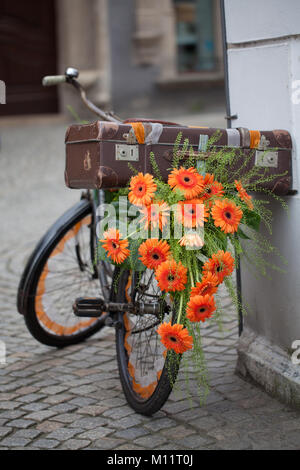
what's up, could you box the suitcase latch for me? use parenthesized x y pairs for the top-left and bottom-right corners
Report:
(255, 150), (278, 168)
(116, 144), (139, 161)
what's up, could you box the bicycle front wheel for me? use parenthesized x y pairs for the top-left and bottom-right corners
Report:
(114, 268), (180, 415)
(19, 199), (110, 347)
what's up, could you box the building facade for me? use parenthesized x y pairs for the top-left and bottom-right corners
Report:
(0, 0), (224, 117)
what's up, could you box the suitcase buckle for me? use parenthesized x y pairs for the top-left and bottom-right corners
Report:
(115, 144), (139, 161)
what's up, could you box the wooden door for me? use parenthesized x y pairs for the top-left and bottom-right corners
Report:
(0, 0), (58, 115)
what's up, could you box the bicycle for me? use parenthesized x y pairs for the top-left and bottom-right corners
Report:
(17, 67), (180, 415)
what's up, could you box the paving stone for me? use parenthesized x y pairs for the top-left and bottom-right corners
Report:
(13, 429), (42, 439)
(0, 437), (31, 447)
(68, 397), (97, 407)
(77, 427), (115, 440)
(59, 439), (91, 450)
(0, 410), (25, 420)
(42, 394), (73, 405)
(77, 405), (107, 417)
(69, 385), (98, 396)
(161, 425), (195, 439)
(40, 386), (68, 396)
(102, 407), (134, 419)
(0, 401), (21, 410)
(134, 435), (168, 449)
(190, 415), (225, 431)
(46, 428), (81, 441)
(69, 416), (109, 430)
(15, 386), (39, 396)
(109, 415), (143, 430)
(218, 438), (253, 450)
(49, 413), (81, 424)
(7, 419), (35, 429)
(36, 421), (64, 433)
(143, 417), (176, 432)
(16, 393), (45, 403)
(90, 437), (125, 450)
(50, 403), (78, 413)
(20, 403), (48, 412)
(98, 397), (127, 408)
(155, 443), (190, 450)
(115, 444), (145, 450)
(0, 427), (12, 438)
(177, 434), (215, 449)
(33, 439), (60, 449)
(162, 400), (198, 414)
(113, 426), (149, 440)
(25, 410), (57, 422)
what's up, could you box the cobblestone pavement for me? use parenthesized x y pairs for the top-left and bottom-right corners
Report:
(1, 117), (300, 450)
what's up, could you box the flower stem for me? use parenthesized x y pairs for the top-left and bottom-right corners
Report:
(189, 256), (195, 287)
(189, 270), (195, 288)
(127, 229), (138, 239)
(177, 293), (184, 325)
(194, 256), (200, 283)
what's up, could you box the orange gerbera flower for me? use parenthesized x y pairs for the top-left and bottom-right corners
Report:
(155, 259), (187, 292)
(168, 166), (204, 199)
(203, 250), (235, 284)
(200, 174), (225, 207)
(190, 272), (219, 297)
(157, 322), (193, 354)
(100, 228), (130, 264)
(235, 180), (254, 210)
(140, 200), (170, 231)
(128, 173), (157, 206)
(179, 232), (204, 248)
(176, 199), (209, 228)
(138, 239), (170, 270)
(186, 294), (216, 323)
(211, 198), (243, 233)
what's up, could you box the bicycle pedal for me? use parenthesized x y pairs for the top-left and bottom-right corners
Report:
(73, 297), (106, 317)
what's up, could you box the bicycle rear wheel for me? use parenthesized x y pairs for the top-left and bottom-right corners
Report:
(114, 268), (180, 415)
(18, 199), (111, 347)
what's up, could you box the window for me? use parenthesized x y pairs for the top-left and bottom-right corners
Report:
(174, 0), (215, 73)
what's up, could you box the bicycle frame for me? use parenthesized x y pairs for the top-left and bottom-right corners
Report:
(42, 68), (166, 322)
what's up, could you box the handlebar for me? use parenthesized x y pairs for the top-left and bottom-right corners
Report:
(42, 75), (67, 87)
(42, 68), (122, 124)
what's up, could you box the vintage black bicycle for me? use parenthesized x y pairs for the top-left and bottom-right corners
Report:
(17, 67), (179, 415)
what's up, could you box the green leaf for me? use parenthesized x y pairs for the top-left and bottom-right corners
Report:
(243, 209), (261, 231)
(213, 230), (228, 251)
(128, 239), (147, 272)
(234, 238), (243, 255)
(196, 252), (208, 263)
(97, 241), (110, 263)
(237, 226), (251, 240)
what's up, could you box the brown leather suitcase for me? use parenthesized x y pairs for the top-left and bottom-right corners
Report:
(65, 120), (292, 195)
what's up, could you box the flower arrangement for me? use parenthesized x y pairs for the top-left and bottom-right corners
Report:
(98, 132), (286, 400)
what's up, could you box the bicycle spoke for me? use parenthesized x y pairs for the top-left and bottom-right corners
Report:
(35, 215), (109, 335)
(123, 269), (173, 401)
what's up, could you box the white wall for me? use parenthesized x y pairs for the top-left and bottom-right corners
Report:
(225, 0), (300, 43)
(224, 0), (300, 349)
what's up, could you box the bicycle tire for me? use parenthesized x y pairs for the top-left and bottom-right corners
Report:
(114, 269), (181, 415)
(18, 199), (107, 347)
